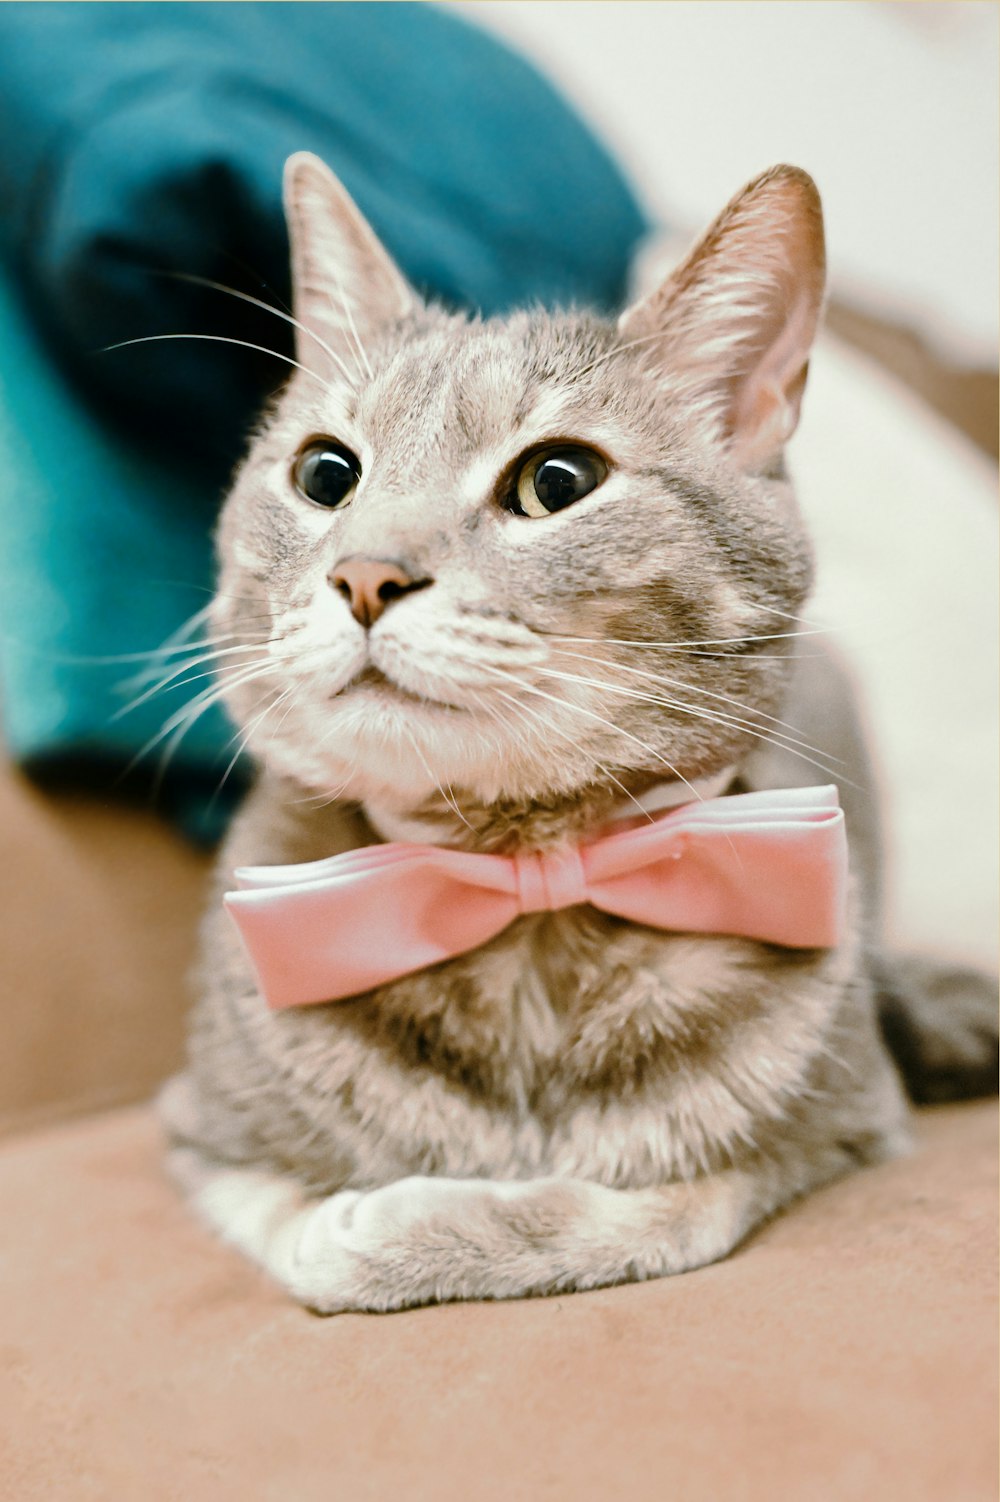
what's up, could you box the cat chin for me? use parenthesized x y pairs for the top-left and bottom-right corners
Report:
(253, 687), (604, 812)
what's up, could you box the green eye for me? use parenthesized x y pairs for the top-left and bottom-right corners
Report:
(509, 445), (608, 518)
(293, 440), (361, 509)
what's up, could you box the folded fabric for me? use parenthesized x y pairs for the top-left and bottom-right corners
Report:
(0, 1), (647, 838)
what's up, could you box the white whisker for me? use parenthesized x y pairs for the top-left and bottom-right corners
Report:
(101, 333), (337, 394)
(166, 272), (357, 384)
(289, 772), (359, 811)
(206, 679), (304, 811)
(751, 601), (826, 628)
(549, 646), (844, 764)
(402, 723), (474, 831)
(549, 628), (832, 650)
(573, 330), (682, 380)
(120, 657), (280, 785)
(479, 662), (708, 805)
(323, 264), (375, 382)
(534, 664), (853, 786)
(490, 686), (654, 824)
(113, 641), (270, 717)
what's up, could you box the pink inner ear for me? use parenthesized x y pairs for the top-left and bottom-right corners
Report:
(728, 286), (817, 467)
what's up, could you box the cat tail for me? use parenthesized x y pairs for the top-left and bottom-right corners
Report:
(873, 953), (998, 1105)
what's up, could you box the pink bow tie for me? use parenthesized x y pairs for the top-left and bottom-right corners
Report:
(224, 786), (848, 1011)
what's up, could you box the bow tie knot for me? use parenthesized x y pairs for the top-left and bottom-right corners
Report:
(514, 844), (589, 914)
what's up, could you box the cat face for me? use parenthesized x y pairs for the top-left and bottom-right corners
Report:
(212, 157), (824, 812)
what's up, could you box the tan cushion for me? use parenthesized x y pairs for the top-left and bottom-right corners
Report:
(0, 1100), (994, 1501)
(0, 764), (210, 1135)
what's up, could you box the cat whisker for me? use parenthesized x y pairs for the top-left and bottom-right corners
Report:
(684, 650), (828, 661)
(119, 658), (280, 788)
(489, 686), (655, 823)
(289, 771), (360, 812)
(122, 631), (252, 665)
(548, 645), (844, 764)
(206, 680), (304, 812)
(118, 632), (275, 694)
(544, 628), (834, 650)
(154, 656), (278, 732)
(321, 261), (375, 382)
(751, 601), (827, 628)
(402, 723), (474, 832)
(286, 722), (363, 809)
(123, 609), (276, 669)
(204, 245), (294, 312)
(152, 662), (294, 797)
(0, 634), (239, 671)
(196, 630), (355, 811)
(150, 601), (215, 653)
(572, 330), (685, 381)
(114, 656), (264, 723)
(538, 660), (808, 759)
(165, 272), (357, 385)
(0, 604), (236, 671)
(149, 578), (298, 613)
(534, 664), (855, 787)
(101, 333), (337, 395)
(114, 641), (271, 715)
(488, 670), (747, 868)
(478, 662), (708, 805)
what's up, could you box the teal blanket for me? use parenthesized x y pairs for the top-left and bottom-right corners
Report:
(0, 1), (646, 838)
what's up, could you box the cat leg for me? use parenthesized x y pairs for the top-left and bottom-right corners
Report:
(165, 1142), (854, 1314)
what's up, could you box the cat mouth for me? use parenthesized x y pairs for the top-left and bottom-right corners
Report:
(348, 665), (415, 698)
(345, 665), (471, 713)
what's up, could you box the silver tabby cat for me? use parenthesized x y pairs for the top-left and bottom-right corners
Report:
(161, 154), (996, 1313)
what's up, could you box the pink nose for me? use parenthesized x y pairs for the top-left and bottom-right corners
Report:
(329, 557), (430, 628)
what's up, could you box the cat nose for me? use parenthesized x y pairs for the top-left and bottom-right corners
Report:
(329, 556), (432, 628)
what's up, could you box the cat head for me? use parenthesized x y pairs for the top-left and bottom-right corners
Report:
(212, 154), (825, 827)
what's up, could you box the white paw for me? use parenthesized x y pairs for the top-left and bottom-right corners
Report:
(341, 1175), (485, 1238)
(284, 1189), (371, 1313)
(285, 1178), (493, 1314)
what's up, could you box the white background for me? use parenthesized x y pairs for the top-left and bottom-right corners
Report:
(452, 0), (999, 365)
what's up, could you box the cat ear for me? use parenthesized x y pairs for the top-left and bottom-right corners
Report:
(618, 165), (825, 470)
(283, 152), (417, 380)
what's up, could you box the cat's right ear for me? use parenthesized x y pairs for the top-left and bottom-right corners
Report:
(283, 152), (418, 381)
(617, 165), (825, 472)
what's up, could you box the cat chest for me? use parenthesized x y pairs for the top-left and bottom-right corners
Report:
(259, 911), (843, 1189)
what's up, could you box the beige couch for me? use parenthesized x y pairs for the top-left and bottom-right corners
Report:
(0, 339), (996, 1499)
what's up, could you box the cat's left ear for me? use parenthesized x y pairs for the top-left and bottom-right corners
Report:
(618, 165), (825, 471)
(283, 152), (418, 380)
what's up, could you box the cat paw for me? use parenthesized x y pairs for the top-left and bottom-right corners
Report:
(284, 1188), (380, 1313)
(284, 1178), (490, 1314)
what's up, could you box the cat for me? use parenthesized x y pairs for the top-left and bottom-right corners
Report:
(160, 153), (997, 1313)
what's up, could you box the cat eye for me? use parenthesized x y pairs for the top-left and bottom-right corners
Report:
(292, 440), (361, 509)
(508, 445), (608, 518)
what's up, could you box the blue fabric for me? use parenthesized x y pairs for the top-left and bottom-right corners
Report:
(0, 1), (647, 837)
